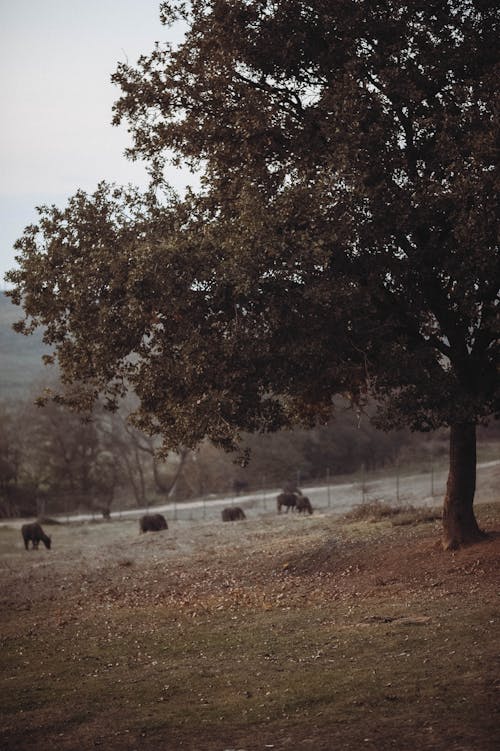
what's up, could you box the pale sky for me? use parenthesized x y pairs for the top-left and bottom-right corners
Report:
(0, 0), (190, 287)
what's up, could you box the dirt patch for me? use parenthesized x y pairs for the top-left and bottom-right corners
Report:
(1, 503), (499, 750)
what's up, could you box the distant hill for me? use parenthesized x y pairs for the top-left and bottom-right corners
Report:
(0, 292), (54, 399)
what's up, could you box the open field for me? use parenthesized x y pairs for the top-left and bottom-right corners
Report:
(1, 470), (499, 751)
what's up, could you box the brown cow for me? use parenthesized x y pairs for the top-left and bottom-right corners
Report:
(296, 495), (313, 514)
(221, 506), (246, 522)
(139, 513), (168, 533)
(277, 492), (297, 513)
(21, 522), (51, 550)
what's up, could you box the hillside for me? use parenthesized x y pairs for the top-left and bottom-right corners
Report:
(0, 292), (52, 399)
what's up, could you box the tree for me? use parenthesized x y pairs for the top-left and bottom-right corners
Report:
(18, 396), (107, 514)
(101, 407), (186, 505)
(0, 403), (23, 516)
(6, 1), (499, 548)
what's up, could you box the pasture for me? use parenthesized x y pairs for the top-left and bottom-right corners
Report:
(1, 472), (499, 750)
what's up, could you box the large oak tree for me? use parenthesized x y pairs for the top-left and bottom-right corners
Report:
(7, 1), (499, 549)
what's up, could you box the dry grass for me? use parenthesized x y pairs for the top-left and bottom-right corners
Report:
(0, 500), (499, 751)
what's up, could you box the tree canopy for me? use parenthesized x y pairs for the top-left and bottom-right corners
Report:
(6, 1), (500, 547)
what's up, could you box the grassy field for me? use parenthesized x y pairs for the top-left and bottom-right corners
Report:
(1, 486), (499, 750)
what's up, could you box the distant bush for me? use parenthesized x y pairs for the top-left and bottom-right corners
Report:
(391, 509), (442, 526)
(343, 499), (403, 521)
(343, 499), (441, 525)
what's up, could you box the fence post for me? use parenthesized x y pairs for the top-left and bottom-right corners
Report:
(396, 459), (400, 503)
(327, 468), (331, 509)
(262, 475), (267, 512)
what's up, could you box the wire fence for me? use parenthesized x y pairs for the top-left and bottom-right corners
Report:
(22, 456), (499, 526)
(90, 461), (450, 526)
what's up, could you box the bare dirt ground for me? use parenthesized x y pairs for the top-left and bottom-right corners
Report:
(1, 466), (499, 751)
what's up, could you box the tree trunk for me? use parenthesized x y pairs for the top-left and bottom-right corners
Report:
(442, 422), (486, 550)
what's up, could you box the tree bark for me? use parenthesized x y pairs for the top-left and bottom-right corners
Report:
(442, 422), (486, 550)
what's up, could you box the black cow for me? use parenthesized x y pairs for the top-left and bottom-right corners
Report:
(277, 492), (298, 513)
(21, 522), (51, 550)
(139, 513), (168, 533)
(296, 495), (313, 514)
(221, 506), (246, 522)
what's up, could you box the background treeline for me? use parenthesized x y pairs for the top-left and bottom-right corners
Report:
(3, 386), (497, 518)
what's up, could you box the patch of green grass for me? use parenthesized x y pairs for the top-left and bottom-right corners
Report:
(2, 596), (498, 750)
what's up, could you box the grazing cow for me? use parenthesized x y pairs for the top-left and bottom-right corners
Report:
(21, 522), (51, 550)
(296, 495), (313, 514)
(277, 492), (298, 513)
(221, 506), (246, 522)
(139, 513), (168, 533)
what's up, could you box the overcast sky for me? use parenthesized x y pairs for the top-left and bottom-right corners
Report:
(0, 0), (189, 287)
